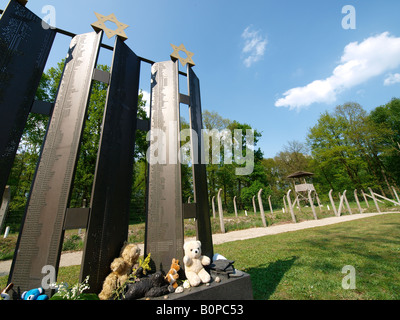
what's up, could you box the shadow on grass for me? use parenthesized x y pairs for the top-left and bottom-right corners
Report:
(246, 256), (297, 300)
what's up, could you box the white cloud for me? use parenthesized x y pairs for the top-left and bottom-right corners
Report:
(275, 32), (400, 110)
(384, 73), (400, 86)
(241, 26), (267, 67)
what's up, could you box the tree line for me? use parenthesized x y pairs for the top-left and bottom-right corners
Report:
(3, 59), (400, 232)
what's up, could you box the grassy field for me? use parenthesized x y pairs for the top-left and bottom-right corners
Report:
(215, 212), (400, 300)
(1, 211), (399, 299)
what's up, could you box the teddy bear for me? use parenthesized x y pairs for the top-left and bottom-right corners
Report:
(98, 257), (130, 300)
(120, 242), (141, 270)
(98, 242), (141, 300)
(183, 240), (211, 287)
(164, 258), (180, 290)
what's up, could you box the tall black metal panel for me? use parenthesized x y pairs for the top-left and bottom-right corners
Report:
(8, 31), (102, 295)
(80, 37), (140, 293)
(145, 60), (184, 272)
(0, 0), (55, 200)
(188, 67), (213, 259)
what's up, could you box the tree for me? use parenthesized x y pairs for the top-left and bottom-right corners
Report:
(307, 102), (395, 197)
(202, 111), (232, 208)
(274, 140), (311, 177)
(369, 98), (400, 189)
(307, 106), (363, 191)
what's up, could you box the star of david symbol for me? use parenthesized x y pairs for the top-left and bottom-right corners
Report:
(91, 12), (129, 41)
(170, 43), (195, 67)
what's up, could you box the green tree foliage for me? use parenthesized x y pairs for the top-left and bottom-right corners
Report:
(369, 98), (400, 191)
(307, 102), (398, 198)
(202, 113), (265, 211)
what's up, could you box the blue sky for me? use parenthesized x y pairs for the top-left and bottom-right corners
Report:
(5, 0), (400, 158)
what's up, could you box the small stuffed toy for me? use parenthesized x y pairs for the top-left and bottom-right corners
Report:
(21, 287), (48, 300)
(120, 242), (141, 269)
(164, 258), (180, 290)
(123, 271), (169, 300)
(98, 242), (141, 300)
(183, 240), (211, 287)
(1, 283), (13, 300)
(98, 257), (131, 300)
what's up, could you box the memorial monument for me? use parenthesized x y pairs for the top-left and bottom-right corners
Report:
(0, 0), (252, 299)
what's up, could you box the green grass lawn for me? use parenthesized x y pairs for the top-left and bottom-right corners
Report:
(214, 212), (400, 300)
(2, 211), (399, 300)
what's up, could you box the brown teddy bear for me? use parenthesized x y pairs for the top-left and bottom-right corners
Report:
(120, 242), (141, 270)
(164, 258), (180, 289)
(98, 242), (141, 300)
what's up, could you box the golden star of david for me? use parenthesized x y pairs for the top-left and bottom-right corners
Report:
(91, 12), (129, 40)
(170, 44), (195, 67)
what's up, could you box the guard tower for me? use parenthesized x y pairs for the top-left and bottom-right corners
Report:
(287, 171), (321, 208)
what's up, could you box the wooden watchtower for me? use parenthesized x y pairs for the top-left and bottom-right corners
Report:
(287, 171), (321, 208)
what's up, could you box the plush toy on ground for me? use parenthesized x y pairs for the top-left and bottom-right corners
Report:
(120, 242), (141, 270)
(164, 258), (181, 290)
(21, 287), (48, 300)
(183, 240), (211, 287)
(1, 283), (13, 300)
(123, 271), (169, 300)
(98, 257), (131, 300)
(98, 242), (141, 300)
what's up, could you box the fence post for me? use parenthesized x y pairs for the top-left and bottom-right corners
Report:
(252, 195), (257, 215)
(354, 189), (362, 214)
(212, 196), (216, 218)
(337, 191), (345, 217)
(286, 189), (297, 223)
(0, 186), (11, 234)
(283, 196), (288, 214)
(233, 196), (238, 217)
(361, 189), (369, 208)
(217, 188), (225, 233)
(3, 226), (10, 239)
(308, 190), (318, 220)
(392, 186), (400, 205)
(343, 190), (352, 215)
(329, 189), (338, 216)
(268, 195), (274, 216)
(257, 189), (267, 227)
(368, 187), (381, 213)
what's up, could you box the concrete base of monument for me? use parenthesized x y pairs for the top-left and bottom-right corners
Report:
(149, 271), (253, 300)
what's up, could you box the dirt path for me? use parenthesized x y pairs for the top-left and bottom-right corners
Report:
(0, 211), (396, 277)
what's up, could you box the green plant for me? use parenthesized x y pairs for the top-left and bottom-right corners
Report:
(62, 234), (83, 251)
(50, 276), (98, 300)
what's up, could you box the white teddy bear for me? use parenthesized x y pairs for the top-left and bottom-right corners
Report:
(183, 240), (211, 287)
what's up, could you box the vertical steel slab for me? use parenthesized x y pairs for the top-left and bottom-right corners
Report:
(188, 67), (213, 259)
(145, 60), (184, 272)
(80, 37), (140, 293)
(8, 31), (102, 295)
(0, 0), (55, 200)
(0, 186), (11, 233)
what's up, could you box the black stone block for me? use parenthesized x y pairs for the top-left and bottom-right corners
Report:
(149, 271), (253, 300)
